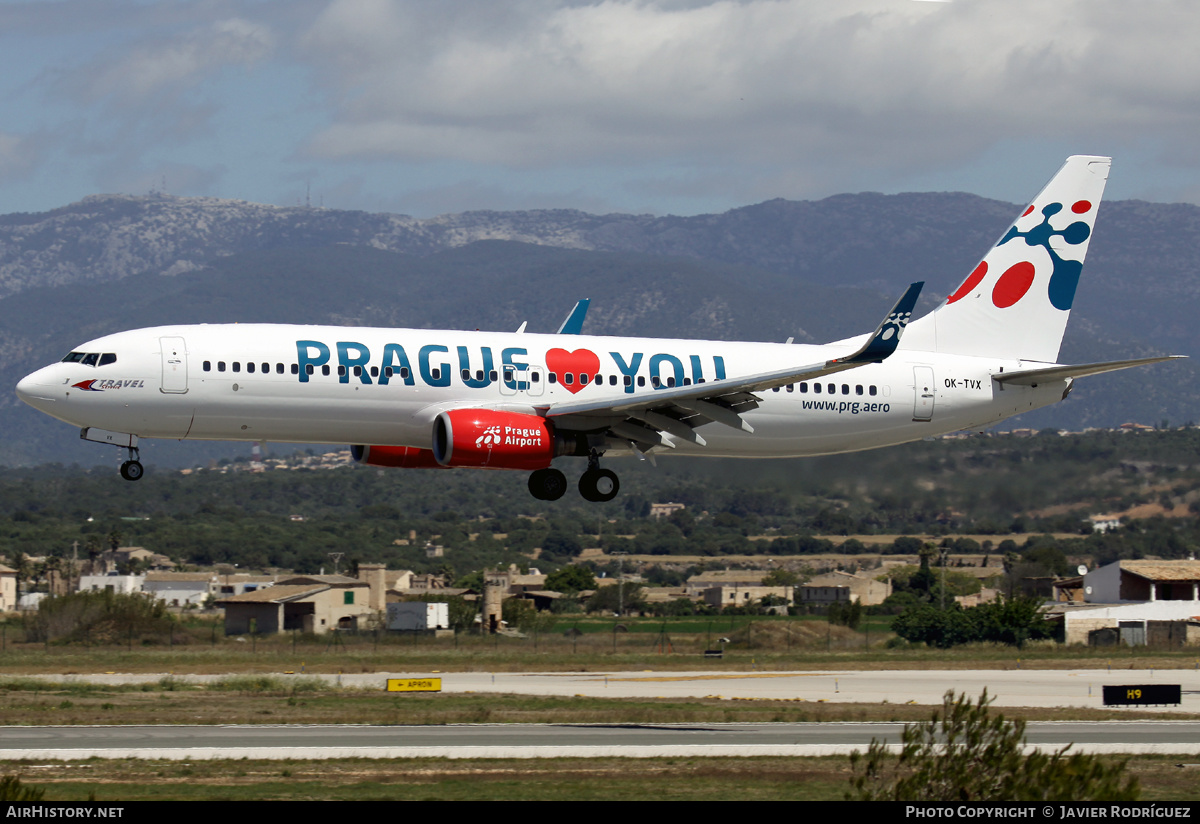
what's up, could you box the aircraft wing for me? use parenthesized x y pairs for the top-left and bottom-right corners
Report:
(544, 283), (923, 451)
(992, 355), (1186, 386)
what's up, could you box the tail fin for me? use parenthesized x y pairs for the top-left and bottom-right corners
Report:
(902, 155), (1111, 362)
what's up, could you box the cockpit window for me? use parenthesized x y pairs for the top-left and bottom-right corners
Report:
(60, 351), (117, 367)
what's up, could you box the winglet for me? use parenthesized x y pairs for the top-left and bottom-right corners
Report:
(556, 299), (591, 334)
(836, 282), (923, 365)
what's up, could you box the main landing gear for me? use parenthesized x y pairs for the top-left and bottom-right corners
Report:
(528, 451), (620, 503)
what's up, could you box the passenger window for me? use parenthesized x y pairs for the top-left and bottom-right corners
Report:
(651, 377), (660, 387)
(431, 368), (441, 380)
(488, 370), (496, 381)
(786, 384), (794, 393)
(772, 386), (780, 393)
(276, 363), (284, 374)
(232, 362), (241, 373)
(638, 376), (646, 387)
(800, 383), (808, 393)
(624, 376), (632, 386)
(683, 378), (691, 386)
(475, 370), (484, 381)
(338, 365), (346, 376)
(203, 361), (211, 372)
(856, 385), (864, 395)
(99, 353), (117, 366)
(354, 366), (362, 377)
(385, 367), (394, 378)
(530, 372), (539, 383)
(666, 377), (676, 388)
(869, 386), (877, 396)
(247, 363), (256, 373)
(842, 384), (849, 395)
(548, 373), (557, 384)
(814, 383), (821, 393)
(305, 364), (314, 376)
(579, 373), (588, 385)
(262, 363), (269, 374)
(504, 369), (513, 381)
(461, 369), (470, 380)
(321, 365), (330, 376)
(372, 367), (380, 378)
(218, 362), (227, 373)
(564, 373), (574, 385)
(401, 367), (410, 379)
(827, 383), (835, 394)
(291, 364), (298, 374)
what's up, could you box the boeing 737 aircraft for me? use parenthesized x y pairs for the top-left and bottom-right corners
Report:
(15, 156), (1182, 502)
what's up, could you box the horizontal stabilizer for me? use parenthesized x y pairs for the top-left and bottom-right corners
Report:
(992, 355), (1186, 386)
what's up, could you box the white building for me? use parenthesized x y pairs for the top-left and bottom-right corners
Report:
(78, 574), (145, 595)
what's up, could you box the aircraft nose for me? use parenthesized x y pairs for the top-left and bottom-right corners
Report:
(15, 367), (57, 409)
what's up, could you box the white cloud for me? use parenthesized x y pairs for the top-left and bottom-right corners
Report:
(0, 132), (41, 184)
(296, 0), (1200, 179)
(58, 17), (275, 107)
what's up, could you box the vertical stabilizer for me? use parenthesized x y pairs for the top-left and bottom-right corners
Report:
(902, 155), (1110, 362)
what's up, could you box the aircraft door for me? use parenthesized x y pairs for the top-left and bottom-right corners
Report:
(499, 365), (545, 397)
(912, 365), (934, 422)
(159, 336), (188, 394)
(526, 366), (545, 397)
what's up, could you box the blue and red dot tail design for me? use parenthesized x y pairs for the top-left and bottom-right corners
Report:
(902, 155), (1111, 363)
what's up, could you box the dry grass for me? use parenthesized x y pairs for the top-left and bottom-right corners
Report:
(2, 754), (1190, 801)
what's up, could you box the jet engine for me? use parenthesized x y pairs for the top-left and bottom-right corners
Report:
(350, 444), (444, 469)
(432, 409), (567, 469)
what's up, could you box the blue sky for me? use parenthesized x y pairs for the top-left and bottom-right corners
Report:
(2, 0), (1199, 218)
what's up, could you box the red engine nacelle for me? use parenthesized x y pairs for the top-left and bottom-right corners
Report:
(350, 444), (445, 469)
(432, 409), (560, 470)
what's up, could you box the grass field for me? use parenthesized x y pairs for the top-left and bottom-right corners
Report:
(1, 755), (1191, 801)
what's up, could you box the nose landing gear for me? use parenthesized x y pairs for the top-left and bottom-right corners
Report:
(120, 454), (144, 481)
(81, 428), (144, 482)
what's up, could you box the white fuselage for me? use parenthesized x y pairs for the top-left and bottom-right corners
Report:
(15, 323), (1066, 459)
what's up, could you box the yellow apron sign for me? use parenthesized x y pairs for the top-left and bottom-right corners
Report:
(387, 678), (442, 692)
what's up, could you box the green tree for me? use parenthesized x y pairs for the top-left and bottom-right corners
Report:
(762, 567), (800, 587)
(586, 583), (645, 615)
(848, 690), (1139, 801)
(544, 565), (597, 594)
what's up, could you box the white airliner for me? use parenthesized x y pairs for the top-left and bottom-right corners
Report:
(15, 156), (1182, 502)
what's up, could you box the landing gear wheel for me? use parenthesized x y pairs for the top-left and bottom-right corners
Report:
(120, 460), (144, 481)
(579, 468), (620, 502)
(528, 468), (567, 501)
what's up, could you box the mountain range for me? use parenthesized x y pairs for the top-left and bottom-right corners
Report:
(1, 190), (1196, 468)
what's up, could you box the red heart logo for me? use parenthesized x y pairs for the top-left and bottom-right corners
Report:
(545, 348), (601, 395)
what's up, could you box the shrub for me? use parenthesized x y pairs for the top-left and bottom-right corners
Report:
(848, 690), (1139, 801)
